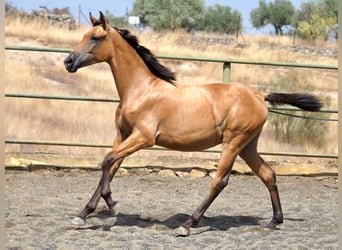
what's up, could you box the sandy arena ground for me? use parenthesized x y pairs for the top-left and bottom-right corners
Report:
(6, 169), (337, 249)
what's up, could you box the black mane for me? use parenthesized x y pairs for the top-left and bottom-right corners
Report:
(113, 27), (177, 84)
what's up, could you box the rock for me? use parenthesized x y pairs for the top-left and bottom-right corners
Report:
(5, 157), (48, 168)
(175, 171), (190, 178)
(158, 169), (176, 177)
(189, 168), (207, 179)
(175, 226), (190, 237)
(209, 170), (217, 179)
(117, 168), (130, 177)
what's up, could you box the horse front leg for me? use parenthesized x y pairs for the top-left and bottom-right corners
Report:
(71, 107), (125, 225)
(72, 129), (154, 225)
(100, 153), (124, 210)
(71, 158), (124, 225)
(100, 129), (154, 204)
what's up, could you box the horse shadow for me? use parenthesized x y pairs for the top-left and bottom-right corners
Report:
(77, 210), (265, 233)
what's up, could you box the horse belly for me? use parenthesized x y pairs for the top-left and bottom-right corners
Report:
(155, 122), (219, 152)
(154, 86), (222, 151)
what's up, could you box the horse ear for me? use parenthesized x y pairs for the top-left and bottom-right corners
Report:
(89, 12), (97, 26)
(99, 11), (108, 30)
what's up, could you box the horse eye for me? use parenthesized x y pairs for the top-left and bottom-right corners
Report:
(90, 36), (101, 43)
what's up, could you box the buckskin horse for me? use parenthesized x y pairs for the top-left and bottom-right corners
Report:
(64, 12), (322, 236)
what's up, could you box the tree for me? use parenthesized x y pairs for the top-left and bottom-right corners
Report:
(318, 0), (338, 40)
(295, 0), (338, 41)
(297, 12), (326, 41)
(202, 4), (242, 34)
(321, 0), (338, 19)
(250, 0), (295, 35)
(250, 0), (269, 29)
(131, 0), (205, 31)
(104, 10), (128, 28)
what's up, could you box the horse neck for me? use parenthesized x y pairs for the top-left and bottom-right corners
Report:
(108, 30), (155, 102)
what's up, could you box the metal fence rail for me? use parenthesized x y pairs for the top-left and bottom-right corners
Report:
(5, 45), (338, 83)
(5, 45), (338, 159)
(4, 92), (338, 113)
(4, 138), (337, 159)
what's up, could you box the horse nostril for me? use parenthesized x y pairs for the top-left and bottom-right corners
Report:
(64, 54), (74, 65)
(64, 53), (79, 73)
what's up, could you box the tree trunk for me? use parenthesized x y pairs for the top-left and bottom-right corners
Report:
(273, 24), (279, 35)
(279, 26), (283, 35)
(273, 25), (283, 36)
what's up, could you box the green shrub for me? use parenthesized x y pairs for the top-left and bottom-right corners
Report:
(269, 111), (327, 147)
(268, 73), (328, 148)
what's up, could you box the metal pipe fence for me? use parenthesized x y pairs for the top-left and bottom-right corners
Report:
(5, 46), (338, 159)
(5, 45), (338, 82)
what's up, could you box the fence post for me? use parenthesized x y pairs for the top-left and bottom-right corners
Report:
(223, 62), (231, 82)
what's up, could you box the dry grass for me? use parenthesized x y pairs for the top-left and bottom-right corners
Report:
(137, 30), (337, 94)
(5, 16), (338, 159)
(5, 16), (87, 47)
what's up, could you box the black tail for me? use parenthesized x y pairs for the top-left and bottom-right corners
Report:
(265, 93), (322, 112)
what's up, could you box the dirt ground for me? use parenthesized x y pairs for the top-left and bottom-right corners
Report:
(6, 168), (338, 249)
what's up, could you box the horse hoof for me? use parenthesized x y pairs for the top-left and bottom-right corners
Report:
(71, 216), (86, 225)
(111, 202), (119, 216)
(264, 221), (281, 230)
(175, 226), (190, 237)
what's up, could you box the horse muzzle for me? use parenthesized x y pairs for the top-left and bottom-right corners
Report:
(64, 53), (79, 73)
(64, 53), (95, 73)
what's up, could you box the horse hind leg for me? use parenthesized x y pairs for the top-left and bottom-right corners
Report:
(239, 134), (283, 229)
(176, 142), (239, 237)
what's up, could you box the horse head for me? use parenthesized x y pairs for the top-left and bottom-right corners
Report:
(64, 11), (113, 73)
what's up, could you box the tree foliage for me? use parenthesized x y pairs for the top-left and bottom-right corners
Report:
(104, 10), (128, 28)
(201, 4), (242, 34)
(131, 0), (242, 34)
(250, 0), (269, 28)
(250, 0), (295, 35)
(116, 0), (338, 41)
(131, 0), (205, 31)
(295, 0), (338, 41)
